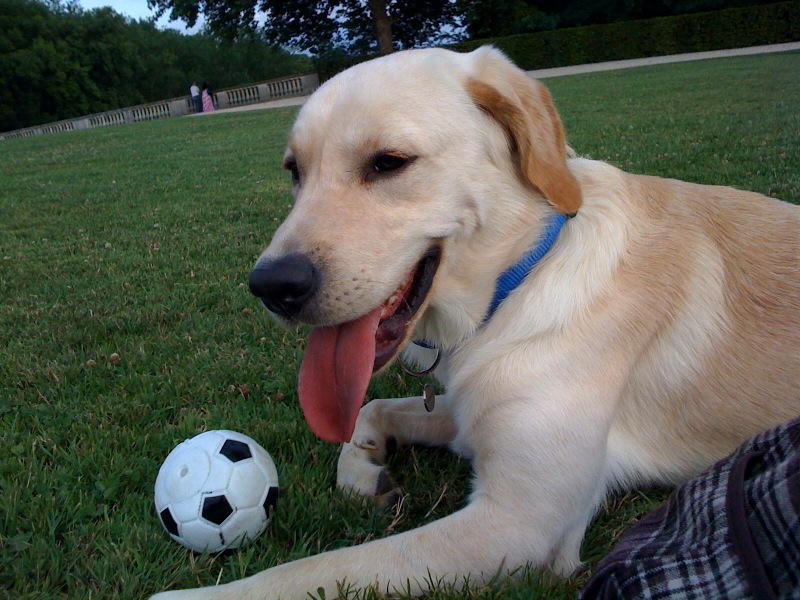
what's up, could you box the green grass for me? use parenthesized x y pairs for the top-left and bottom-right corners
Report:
(1, 51), (798, 599)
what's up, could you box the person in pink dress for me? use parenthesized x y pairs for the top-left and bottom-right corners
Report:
(201, 82), (215, 113)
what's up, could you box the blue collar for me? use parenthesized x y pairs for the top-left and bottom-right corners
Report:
(414, 211), (568, 350)
(485, 211), (568, 320)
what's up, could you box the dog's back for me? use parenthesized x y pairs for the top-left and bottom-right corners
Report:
(570, 158), (800, 485)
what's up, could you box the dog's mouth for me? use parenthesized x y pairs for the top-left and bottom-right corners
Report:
(374, 245), (441, 372)
(297, 245), (441, 443)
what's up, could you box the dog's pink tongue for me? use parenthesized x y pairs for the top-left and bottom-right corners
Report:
(298, 308), (381, 443)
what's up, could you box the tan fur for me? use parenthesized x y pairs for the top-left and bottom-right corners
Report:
(152, 46), (800, 600)
(466, 78), (582, 214)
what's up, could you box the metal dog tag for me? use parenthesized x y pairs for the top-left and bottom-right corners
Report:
(422, 383), (435, 413)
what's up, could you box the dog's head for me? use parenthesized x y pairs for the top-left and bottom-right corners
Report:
(249, 46), (581, 442)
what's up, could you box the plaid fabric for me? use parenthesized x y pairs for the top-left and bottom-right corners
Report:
(581, 416), (800, 600)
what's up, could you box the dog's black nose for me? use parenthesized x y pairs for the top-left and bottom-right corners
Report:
(249, 253), (318, 319)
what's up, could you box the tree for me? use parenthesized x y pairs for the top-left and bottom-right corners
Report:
(459, 0), (557, 39)
(149, 0), (463, 55)
(0, 0), (311, 131)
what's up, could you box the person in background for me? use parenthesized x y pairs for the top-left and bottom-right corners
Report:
(201, 82), (215, 113)
(190, 82), (201, 113)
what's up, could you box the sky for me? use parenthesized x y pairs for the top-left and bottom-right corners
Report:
(77, 0), (204, 33)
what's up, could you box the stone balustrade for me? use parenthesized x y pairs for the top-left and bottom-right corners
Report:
(1, 73), (319, 140)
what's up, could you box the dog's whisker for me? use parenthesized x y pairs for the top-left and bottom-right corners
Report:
(398, 295), (413, 313)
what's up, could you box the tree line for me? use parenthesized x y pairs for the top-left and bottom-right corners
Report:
(0, 0), (310, 132)
(153, 0), (785, 56)
(2, 0), (782, 132)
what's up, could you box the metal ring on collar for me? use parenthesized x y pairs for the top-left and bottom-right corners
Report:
(397, 348), (441, 377)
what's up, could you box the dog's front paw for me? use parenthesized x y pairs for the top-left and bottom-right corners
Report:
(150, 590), (211, 600)
(337, 436), (400, 507)
(150, 583), (242, 600)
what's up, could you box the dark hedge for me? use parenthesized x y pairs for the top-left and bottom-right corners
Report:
(317, 2), (799, 80)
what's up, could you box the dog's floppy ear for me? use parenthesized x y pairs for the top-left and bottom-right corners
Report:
(465, 47), (582, 215)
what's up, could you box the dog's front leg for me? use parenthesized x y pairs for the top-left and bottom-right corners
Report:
(151, 499), (523, 600)
(151, 399), (611, 600)
(337, 394), (458, 500)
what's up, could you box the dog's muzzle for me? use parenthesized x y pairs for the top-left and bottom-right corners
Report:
(248, 253), (318, 319)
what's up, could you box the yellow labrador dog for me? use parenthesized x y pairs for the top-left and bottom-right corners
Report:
(154, 47), (800, 599)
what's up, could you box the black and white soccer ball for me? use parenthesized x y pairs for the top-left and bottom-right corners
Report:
(154, 430), (279, 553)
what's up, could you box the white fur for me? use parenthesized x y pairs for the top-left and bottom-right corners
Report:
(152, 47), (800, 600)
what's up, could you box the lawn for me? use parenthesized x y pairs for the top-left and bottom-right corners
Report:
(1, 50), (798, 600)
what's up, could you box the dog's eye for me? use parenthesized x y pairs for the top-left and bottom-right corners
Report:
(364, 153), (414, 183)
(371, 153), (411, 176)
(284, 159), (300, 185)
